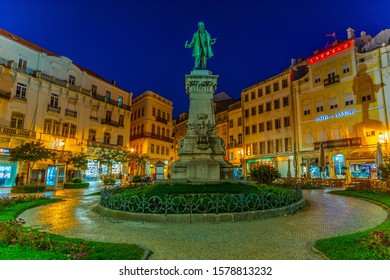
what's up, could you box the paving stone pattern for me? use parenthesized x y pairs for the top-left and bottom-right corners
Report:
(19, 188), (388, 260)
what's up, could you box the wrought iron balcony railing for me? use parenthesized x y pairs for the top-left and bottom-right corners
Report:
(65, 109), (77, 117)
(324, 75), (340, 86)
(0, 125), (36, 138)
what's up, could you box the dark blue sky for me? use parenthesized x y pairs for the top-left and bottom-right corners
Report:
(1, 0), (389, 117)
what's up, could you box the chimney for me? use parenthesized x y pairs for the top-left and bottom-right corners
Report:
(360, 31), (366, 37)
(291, 58), (296, 66)
(111, 80), (116, 86)
(347, 27), (355, 39)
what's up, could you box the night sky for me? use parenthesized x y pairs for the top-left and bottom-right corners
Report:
(1, 0), (389, 117)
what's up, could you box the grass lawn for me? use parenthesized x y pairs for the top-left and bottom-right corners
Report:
(0, 197), (146, 260)
(314, 190), (390, 260)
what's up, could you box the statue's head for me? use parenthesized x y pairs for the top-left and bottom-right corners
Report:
(198, 22), (205, 30)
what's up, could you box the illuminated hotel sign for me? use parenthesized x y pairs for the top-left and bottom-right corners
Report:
(315, 110), (356, 122)
(308, 40), (354, 65)
(0, 148), (10, 155)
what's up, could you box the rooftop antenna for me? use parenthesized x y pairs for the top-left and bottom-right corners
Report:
(325, 32), (336, 49)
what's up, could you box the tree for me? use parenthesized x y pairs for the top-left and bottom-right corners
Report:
(128, 153), (149, 176)
(67, 153), (88, 180)
(95, 149), (129, 174)
(249, 164), (281, 185)
(9, 141), (53, 185)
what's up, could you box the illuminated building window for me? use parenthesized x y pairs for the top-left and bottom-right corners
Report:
(284, 138), (292, 152)
(252, 124), (257, 134)
(259, 122), (265, 132)
(267, 140), (274, 153)
(251, 91), (255, 100)
(68, 75), (76, 85)
(118, 96), (123, 107)
(104, 132), (111, 144)
(273, 82), (279, 92)
(266, 121), (272, 131)
(11, 112), (24, 129)
(88, 129), (96, 141)
(276, 139), (282, 153)
(265, 86), (271, 94)
(15, 83), (27, 100)
(246, 145), (251, 156)
(274, 99), (280, 109)
(257, 88), (263, 97)
(259, 141), (266, 154)
(258, 104), (264, 114)
(284, 117), (290, 127)
(252, 143), (259, 155)
(266, 102), (272, 111)
(251, 106), (256, 116)
(275, 119), (281, 129)
(283, 96), (289, 106)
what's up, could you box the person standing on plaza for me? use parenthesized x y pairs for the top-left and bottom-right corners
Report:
(185, 22), (216, 69)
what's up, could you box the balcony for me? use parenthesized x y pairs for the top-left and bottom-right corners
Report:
(227, 141), (242, 148)
(0, 89), (11, 100)
(13, 94), (27, 102)
(131, 132), (173, 143)
(324, 75), (340, 87)
(314, 137), (361, 149)
(92, 93), (105, 102)
(65, 109), (77, 118)
(47, 104), (61, 113)
(101, 119), (120, 127)
(0, 125), (36, 138)
(119, 104), (131, 111)
(87, 141), (123, 151)
(108, 99), (118, 106)
(156, 116), (168, 124)
(90, 116), (98, 121)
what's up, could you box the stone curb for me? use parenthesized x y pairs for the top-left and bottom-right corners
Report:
(94, 197), (308, 223)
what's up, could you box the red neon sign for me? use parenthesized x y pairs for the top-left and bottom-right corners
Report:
(308, 40), (354, 65)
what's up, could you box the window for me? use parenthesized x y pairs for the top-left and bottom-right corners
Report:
(329, 97), (338, 110)
(245, 126), (250, 135)
(152, 124), (155, 134)
(90, 106), (98, 120)
(366, 130), (375, 137)
(266, 121), (272, 131)
(284, 138), (292, 151)
(44, 119), (52, 134)
(105, 90), (111, 102)
(91, 85), (97, 96)
(314, 74), (321, 83)
(238, 117), (242, 126)
(119, 115), (124, 126)
(137, 109), (140, 118)
(104, 132), (111, 144)
(117, 135), (124, 146)
(303, 104), (311, 116)
(282, 79), (288, 88)
(238, 134), (243, 145)
(258, 104), (264, 114)
(88, 129), (96, 141)
(244, 109), (249, 118)
(266, 102), (272, 111)
(274, 99), (280, 109)
(246, 145), (251, 156)
(251, 106), (256, 116)
(342, 63), (350, 74)
(151, 144), (155, 153)
(11, 112), (24, 129)
(344, 93), (354, 106)
(166, 147), (169, 155)
(259, 141), (266, 154)
(18, 58), (27, 72)
(50, 93), (59, 108)
(252, 124), (257, 134)
(62, 123), (69, 137)
(229, 119), (233, 128)
(68, 75), (76, 85)
(162, 128), (165, 137)
(157, 126), (161, 135)
(52, 121), (60, 135)
(267, 140), (274, 153)
(265, 85), (271, 94)
(284, 117), (290, 127)
(252, 143), (259, 155)
(15, 83), (27, 100)
(251, 91), (255, 100)
(161, 146), (165, 155)
(69, 124), (76, 138)
(118, 96), (123, 106)
(157, 109), (161, 117)
(283, 96), (289, 106)
(275, 119), (281, 129)
(106, 111), (112, 122)
(316, 105), (324, 112)
(276, 139), (282, 153)
(156, 145), (160, 154)
(244, 94), (249, 102)
(259, 122), (265, 132)
(141, 124), (144, 134)
(362, 94), (372, 102)
(166, 129), (169, 137)
(162, 112), (166, 119)
(152, 107), (156, 116)
(257, 88), (263, 97)
(273, 82), (279, 92)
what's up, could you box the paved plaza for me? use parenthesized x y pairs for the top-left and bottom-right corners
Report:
(9, 187), (388, 259)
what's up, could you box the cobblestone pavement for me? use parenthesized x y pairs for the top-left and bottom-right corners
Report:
(18, 188), (388, 260)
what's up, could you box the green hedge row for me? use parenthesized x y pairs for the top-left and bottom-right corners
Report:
(11, 186), (46, 193)
(63, 182), (90, 189)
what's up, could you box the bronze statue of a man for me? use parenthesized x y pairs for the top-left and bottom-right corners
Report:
(185, 22), (216, 70)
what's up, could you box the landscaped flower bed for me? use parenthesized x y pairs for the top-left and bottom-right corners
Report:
(10, 186), (46, 194)
(63, 182), (90, 189)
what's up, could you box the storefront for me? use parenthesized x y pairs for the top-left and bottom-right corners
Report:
(346, 151), (376, 179)
(0, 148), (17, 187)
(85, 160), (99, 181)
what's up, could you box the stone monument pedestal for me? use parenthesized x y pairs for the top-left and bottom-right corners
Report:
(171, 70), (233, 182)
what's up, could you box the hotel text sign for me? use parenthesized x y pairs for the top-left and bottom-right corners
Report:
(308, 40), (354, 65)
(315, 110), (356, 122)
